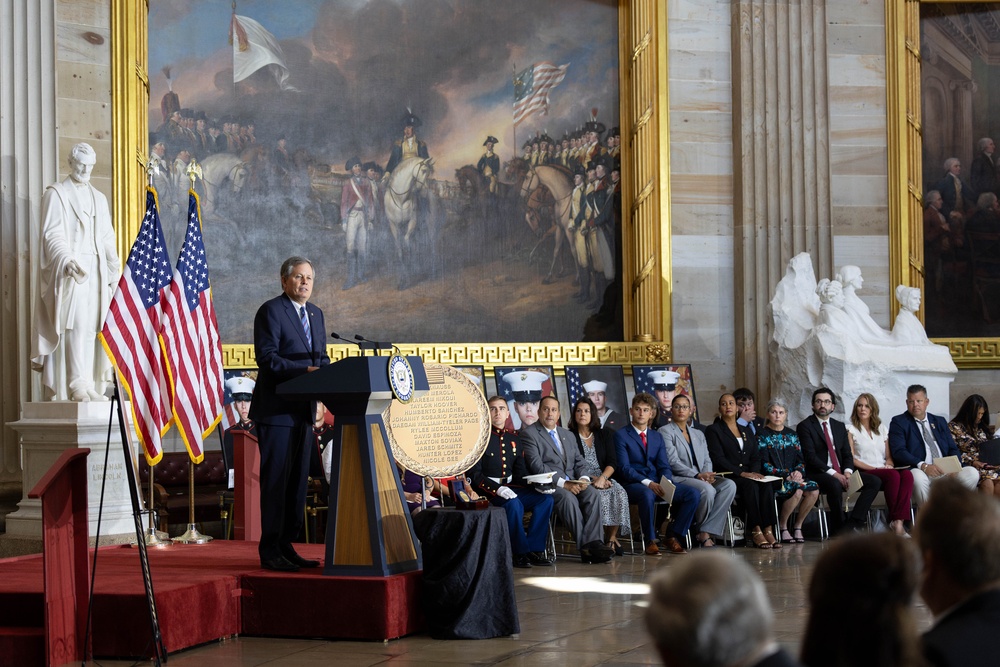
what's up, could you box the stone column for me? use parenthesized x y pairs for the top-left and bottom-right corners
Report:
(950, 78), (975, 165)
(732, 0), (832, 397)
(0, 1), (57, 492)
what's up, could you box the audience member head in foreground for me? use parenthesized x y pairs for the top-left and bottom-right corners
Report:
(646, 551), (796, 667)
(801, 532), (924, 667)
(916, 477), (1000, 667)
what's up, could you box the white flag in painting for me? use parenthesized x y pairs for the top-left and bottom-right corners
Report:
(232, 14), (297, 91)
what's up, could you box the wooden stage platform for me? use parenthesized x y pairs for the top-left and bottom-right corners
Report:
(0, 541), (424, 661)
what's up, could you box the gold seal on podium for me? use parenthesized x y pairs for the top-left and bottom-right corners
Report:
(383, 363), (490, 477)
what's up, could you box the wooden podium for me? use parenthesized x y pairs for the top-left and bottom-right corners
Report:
(277, 355), (428, 577)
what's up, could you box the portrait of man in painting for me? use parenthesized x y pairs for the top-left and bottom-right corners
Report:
(920, 3), (1000, 337)
(148, 0), (623, 346)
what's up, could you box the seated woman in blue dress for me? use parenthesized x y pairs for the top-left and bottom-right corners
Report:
(758, 398), (819, 543)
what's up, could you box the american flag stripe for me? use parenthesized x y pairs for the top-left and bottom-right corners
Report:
(99, 188), (174, 465)
(513, 62), (569, 126)
(161, 190), (224, 463)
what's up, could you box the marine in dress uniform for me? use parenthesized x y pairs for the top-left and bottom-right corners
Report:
(648, 369), (682, 429)
(223, 376), (257, 484)
(501, 370), (550, 430)
(469, 397), (555, 568)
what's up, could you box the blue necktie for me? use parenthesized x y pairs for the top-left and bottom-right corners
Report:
(549, 429), (562, 455)
(299, 306), (312, 349)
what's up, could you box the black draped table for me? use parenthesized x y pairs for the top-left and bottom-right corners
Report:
(411, 506), (520, 639)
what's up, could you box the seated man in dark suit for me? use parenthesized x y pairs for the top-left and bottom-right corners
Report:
(615, 393), (700, 555)
(917, 478), (1000, 667)
(796, 387), (880, 534)
(646, 551), (799, 667)
(888, 384), (979, 505)
(520, 396), (614, 564)
(469, 396), (555, 569)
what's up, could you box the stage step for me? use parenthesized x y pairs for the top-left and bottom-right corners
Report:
(0, 626), (44, 666)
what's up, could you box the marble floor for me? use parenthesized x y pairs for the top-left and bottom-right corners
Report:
(92, 539), (934, 667)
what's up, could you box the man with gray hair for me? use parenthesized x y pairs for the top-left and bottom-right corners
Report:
(933, 157), (974, 220)
(646, 551), (798, 667)
(31, 142), (121, 401)
(917, 478), (1000, 667)
(250, 256), (330, 571)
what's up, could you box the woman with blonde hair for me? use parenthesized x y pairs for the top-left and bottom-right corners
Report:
(847, 393), (913, 536)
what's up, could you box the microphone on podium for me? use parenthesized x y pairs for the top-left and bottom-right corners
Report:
(330, 332), (363, 349)
(354, 334), (393, 355)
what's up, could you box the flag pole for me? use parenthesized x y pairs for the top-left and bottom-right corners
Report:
(142, 162), (172, 549)
(511, 63), (517, 162)
(173, 161), (213, 545)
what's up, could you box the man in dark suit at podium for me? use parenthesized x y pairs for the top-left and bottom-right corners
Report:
(250, 256), (330, 572)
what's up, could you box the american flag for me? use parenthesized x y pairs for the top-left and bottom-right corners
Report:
(161, 191), (224, 463)
(512, 62), (569, 126)
(99, 188), (174, 465)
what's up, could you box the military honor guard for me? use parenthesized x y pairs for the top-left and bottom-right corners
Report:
(223, 376), (256, 485)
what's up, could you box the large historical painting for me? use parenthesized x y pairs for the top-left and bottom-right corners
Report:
(920, 3), (1000, 339)
(148, 0), (623, 346)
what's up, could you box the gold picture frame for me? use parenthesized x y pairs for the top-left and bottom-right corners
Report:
(111, 0), (672, 372)
(887, 0), (999, 368)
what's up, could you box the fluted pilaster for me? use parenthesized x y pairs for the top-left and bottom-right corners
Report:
(0, 0), (57, 486)
(620, 0), (670, 346)
(732, 0), (832, 397)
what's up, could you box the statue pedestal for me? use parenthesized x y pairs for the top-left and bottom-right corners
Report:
(773, 328), (957, 424)
(6, 402), (139, 540)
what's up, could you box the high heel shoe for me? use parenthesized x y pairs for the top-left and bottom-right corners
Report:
(780, 529), (795, 544)
(764, 527), (782, 549)
(750, 529), (771, 549)
(793, 528), (805, 543)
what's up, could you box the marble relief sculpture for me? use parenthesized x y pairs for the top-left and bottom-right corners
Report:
(30, 143), (121, 401)
(769, 253), (957, 424)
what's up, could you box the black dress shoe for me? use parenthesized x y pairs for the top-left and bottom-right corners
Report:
(513, 554), (533, 569)
(261, 556), (299, 572)
(527, 551), (554, 566)
(583, 540), (615, 558)
(581, 549), (613, 564)
(283, 552), (321, 568)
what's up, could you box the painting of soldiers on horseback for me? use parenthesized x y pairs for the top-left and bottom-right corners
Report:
(148, 0), (621, 344)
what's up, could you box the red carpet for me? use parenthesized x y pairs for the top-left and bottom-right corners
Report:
(0, 541), (424, 660)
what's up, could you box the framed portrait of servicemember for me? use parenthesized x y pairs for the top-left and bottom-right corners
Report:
(565, 365), (627, 432)
(493, 366), (557, 430)
(631, 364), (699, 428)
(453, 365), (486, 395)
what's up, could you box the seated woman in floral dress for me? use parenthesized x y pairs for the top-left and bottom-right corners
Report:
(949, 394), (1000, 498)
(568, 396), (631, 555)
(758, 398), (818, 544)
